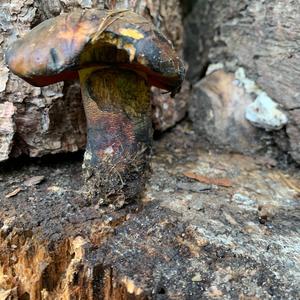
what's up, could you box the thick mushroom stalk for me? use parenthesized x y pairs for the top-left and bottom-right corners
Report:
(5, 9), (185, 206)
(79, 68), (152, 204)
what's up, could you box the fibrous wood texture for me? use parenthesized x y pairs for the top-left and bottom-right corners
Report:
(0, 124), (299, 299)
(0, 0), (186, 161)
(184, 0), (300, 164)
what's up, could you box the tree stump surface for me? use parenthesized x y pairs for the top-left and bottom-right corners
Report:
(184, 0), (300, 164)
(0, 123), (299, 299)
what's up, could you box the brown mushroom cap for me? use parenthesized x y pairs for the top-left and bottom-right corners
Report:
(6, 9), (184, 92)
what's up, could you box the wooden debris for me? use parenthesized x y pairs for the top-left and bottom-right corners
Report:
(192, 273), (202, 282)
(183, 171), (233, 187)
(47, 186), (63, 193)
(23, 175), (45, 187)
(5, 187), (22, 198)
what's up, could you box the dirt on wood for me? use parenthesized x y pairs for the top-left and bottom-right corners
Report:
(0, 121), (299, 299)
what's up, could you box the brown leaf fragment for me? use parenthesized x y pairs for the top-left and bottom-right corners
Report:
(183, 172), (233, 187)
(5, 187), (22, 198)
(24, 175), (45, 187)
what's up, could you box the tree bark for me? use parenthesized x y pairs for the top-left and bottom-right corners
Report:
(0, 0), (186, 161)
(184, 0), (300, 164)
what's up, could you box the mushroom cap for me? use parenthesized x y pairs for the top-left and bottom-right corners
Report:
(6, 9), (184, 92)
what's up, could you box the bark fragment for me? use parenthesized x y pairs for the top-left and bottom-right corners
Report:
(0, 102), (15, 161)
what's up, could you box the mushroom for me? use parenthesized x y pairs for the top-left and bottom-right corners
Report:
(5, 9), (184, 206)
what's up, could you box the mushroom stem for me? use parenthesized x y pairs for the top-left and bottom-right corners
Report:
(79, 68), (152, 206)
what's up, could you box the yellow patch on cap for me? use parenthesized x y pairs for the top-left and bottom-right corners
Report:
(119, 28), (144, 40)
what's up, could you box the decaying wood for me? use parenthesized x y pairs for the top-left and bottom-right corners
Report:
(184, 0), (300, 164)
(0, 124), (299, 299)
(188, 70), (271, 155)
(0, 0), (186, 161)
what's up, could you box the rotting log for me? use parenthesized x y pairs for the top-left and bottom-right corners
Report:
(0, 124), (299, 299)
(183, 0), (300, 164)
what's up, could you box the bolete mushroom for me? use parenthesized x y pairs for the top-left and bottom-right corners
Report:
(5, 9), (184, 206)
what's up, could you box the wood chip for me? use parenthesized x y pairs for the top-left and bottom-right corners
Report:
(183, 172), (233, 187)
(192, 273), (202, 282)
(5, 187), (22, 198)
(47, 186), (63, 192)
(24, 175), (45, 187)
